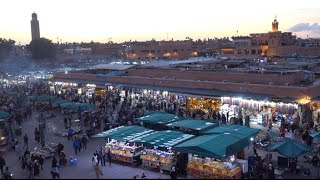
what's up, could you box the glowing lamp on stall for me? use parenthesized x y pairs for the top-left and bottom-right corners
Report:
(65, 71), (68, 74)
(299, 96), (311, 105)
(143, 89), (147, 94)
(230, 155), (235, 162)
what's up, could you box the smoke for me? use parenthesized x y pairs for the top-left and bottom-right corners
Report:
(287, 23), (320, 33)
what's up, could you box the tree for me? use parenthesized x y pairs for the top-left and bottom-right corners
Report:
(0, 38), (15, 60)
(29, 38), (57, 59)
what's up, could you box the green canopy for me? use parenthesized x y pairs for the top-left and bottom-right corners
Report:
(60, 102), (96, 112)
(91, 125), (154, 142)
(0, 111), (10, 120)
(173, 134), (246, 159)
(136, 111), (181, 125)
(202, 125), (260, 147)
(129, 130), (194, 148)
(166, 119), (218, 132)
(52, 99), (70, 105)
(266, 140), (313, 158)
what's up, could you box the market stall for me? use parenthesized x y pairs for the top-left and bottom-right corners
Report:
(129, 130), (194, 172)
(92, 125), (154, 165)
(105, 140), (143, 164)
(201, 125), (260, 147)
(135, 111), (182, 130)
(173, 134), (249, 179)
(166, 119), (218, 135)
(187, 156), (242, 179)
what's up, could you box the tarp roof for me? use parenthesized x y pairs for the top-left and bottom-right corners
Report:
(173, 134), (246, 159)
(136, 111), (182, 125)
(201, 125), (260, 147)
(266, 140), (313, 158)
(91, 125), (154, 142)
(0, 111), (10, 120)
(202, 125), (260, 137)
(166, 119), (218, 131)
(129, 130), (194, 148)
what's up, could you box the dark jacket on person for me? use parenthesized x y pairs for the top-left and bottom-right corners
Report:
(52, 157), (57, 168)
(0, 157), (5, 166)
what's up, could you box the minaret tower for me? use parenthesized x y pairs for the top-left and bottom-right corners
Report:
(272, 16), (279, 32)
(31, 12), (40, 40)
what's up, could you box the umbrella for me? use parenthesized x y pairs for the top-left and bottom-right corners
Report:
(60, 102), (96, 112)
(0, 111), (10, 119)
(266, 140), (312, 158)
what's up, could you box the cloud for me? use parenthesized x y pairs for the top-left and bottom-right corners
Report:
(287, 23), (320, 33)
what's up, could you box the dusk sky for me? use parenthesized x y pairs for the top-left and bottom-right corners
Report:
(1, 0), (320, 45)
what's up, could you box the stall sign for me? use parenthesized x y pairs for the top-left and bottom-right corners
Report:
(271, 97), (282, 103)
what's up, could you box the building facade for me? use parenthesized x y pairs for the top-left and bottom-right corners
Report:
(220, 18), (320, 57)
(31, 12), (40, 41)
(123, 40), (198, 60)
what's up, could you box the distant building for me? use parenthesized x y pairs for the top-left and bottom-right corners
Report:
(31, 12), (40, 41)
(221, 18), (320, 57)
(123, 40), (197, 60)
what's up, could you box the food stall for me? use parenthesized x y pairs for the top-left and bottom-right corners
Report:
(129, 130), (194, 172)
(105, 140), (143, 164)
(140, 148), (176, 171)
(92, 125), (154, 165)
(187, 156), (242, 179)
(173, 133), (254, 179)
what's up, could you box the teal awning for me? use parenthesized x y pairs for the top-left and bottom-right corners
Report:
(266, 140), (312, 158)
(60, 102), (96, 112)
(0, 111), (10, 120)
(91, 125), (154, 142)
(201, 125), (260, 147)
(166, 119), (218, 132)
(52, 99), (70, 105)
(129, 130), (194, 148)
(136, 111), (182, 125)
(173, 134), (245, 159)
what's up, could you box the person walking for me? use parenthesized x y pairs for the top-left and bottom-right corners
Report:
(33, 159), (40, 178)
(81, 135), (88, 150)
(0, 155), (6, 173)
(73, 138), (80, 155)
(34, 128), (40, 143)
(56, 142), (64, 157)
(67, 127), (74, 141)
(92, 153), (100, 179)
(100, 147), (106, 166)
(23, 134), (29, 149)
(39, 155), (44, 171)
(51, 156), (58, 172)
(107, 148), (112, 166)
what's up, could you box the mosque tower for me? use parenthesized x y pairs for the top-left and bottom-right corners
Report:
(31, 12), (40, 40)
